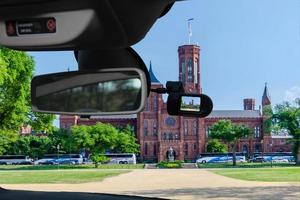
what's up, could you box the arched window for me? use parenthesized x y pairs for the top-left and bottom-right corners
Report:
(144, 143), (148, 155)
(205, 126), (211, 137)
(254, 126), (261, 138)
(187, 58), (193, 82)
(181, 60), (185, 82)
(254, 144), (261, 152)
(153, 96), (158, 111)
(194, 58), (198, 84)
(168, 132), (173, 140)
(192, 120), (198, 135)
(153, 144), (157, 155)
(153, 120), (157, 136)
(184, 120), (188, 135)
(184, 143), (189, 156)
(144, 100), (149, 111)
(143, 120), (148, 136)
(242, 144), (248, 154)
(163, 132), (167, 140)
(193, 143), (197, 152)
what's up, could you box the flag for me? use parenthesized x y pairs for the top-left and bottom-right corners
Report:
(188, 18), (194, 37)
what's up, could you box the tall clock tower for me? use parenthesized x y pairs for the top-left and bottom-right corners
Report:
(178, 45), (201, 94)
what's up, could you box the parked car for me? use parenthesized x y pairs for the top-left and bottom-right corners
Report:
(249, 157), (266, 163)
(0, 161), (7, 165)
(34, 155), (58, 165)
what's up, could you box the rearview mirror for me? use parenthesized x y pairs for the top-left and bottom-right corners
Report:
(31, 68), (148, 115)
(167, 93), (213, 118)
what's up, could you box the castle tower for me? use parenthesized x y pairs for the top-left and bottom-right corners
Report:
(178, 45), (201, 94)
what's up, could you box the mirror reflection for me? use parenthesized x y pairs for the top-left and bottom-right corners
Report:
(180, 96), (201, 112)
(34, 72), (143, 113)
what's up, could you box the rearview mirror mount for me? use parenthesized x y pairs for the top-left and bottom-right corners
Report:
(151, 81), (214, 118)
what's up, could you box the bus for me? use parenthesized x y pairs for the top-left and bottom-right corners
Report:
(196, 153), (246, 164)
(251, 152), (295, 163)
(56, 154), (84, 165)
(34, 154), (84, 165)
(0, 155), (33, 165)
(34, 154), (58, 165)
(90, 153), (137, 164)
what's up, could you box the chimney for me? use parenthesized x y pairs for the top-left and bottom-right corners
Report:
(243, 98), (255, 110)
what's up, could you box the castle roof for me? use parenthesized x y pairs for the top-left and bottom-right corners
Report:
(207, 110), (261, 119)
(262, 82), (271, 104)
(149, 61), (161, 84)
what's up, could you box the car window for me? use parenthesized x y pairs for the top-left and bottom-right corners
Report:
(0, 1), (299, 200)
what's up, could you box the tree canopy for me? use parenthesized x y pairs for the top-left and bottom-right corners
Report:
(0, 46), (34, 131)
(210, 120), (252, 166)
(0, 47), (56, 155)
(71, 123), (139, 167)
(206, 139), (228, 153)
(273, 99), (300, 164)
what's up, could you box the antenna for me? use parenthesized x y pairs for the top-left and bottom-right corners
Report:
(187, 18), (194, 44)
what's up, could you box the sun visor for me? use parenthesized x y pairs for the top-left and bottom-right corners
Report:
(0, 0), (176, 51)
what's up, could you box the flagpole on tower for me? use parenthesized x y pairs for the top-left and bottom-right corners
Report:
(187, 18), (194, 45)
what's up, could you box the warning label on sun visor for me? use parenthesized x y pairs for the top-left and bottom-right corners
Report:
(6, 18), (56, 36)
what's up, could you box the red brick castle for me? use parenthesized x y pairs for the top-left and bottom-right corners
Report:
(60, 44), (292, 162)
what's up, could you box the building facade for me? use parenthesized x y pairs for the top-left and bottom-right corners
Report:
(137, 44), (291, 162)
(60, 43), (292, 162)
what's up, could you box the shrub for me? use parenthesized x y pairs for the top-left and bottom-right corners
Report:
(156, 160), (183, 168)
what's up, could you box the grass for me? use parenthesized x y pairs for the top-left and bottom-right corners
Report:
(0, 170), (128, 184)
(211, 167), (300, 182)
(197, 162), (295, 168)
(0, 164), (144, 171)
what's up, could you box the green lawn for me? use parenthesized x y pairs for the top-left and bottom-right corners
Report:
(0, 164), (144, 171)
(211, 167), (300, 182)
(0, 170), (129, 184)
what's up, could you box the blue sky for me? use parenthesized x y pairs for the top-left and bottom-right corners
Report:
(29, 0), (300, 111)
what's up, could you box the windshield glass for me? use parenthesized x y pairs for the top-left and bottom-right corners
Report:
(0, 0), (299, 200)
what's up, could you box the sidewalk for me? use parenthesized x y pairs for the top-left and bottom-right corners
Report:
(2, 169), (300, 200)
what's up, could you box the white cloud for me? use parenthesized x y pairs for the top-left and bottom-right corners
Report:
(285, 86), (300, 102)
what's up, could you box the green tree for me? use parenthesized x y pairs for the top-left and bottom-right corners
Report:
(71, 123), (119, 167)
(48, 128), (78, 154)
(206, 139), (228, 153)
(90, 154), (110, 168)
(273, 100), (300, 164)
(28, 111), (56, 134)
(9, 135), (53, 159)
(210, 120), (252, 166)
(0, 47), (34, 131)
(0, 47), (56, 155)
(0, 130), (18, 155)
(263, 105), (273, 134)
(71, 123), (139, 167)
(113, 125), (140, 154)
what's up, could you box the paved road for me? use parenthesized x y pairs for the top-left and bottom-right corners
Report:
(2, 169), (300, 200)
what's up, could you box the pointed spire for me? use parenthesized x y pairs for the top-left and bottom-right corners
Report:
(262, 82), (271, 107)
(149, 61), (161, 84)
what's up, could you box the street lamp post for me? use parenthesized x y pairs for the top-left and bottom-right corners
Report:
(57, 144), (60, 170)
(270, 143), (273, 168)
(260, 140), (264, 162)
